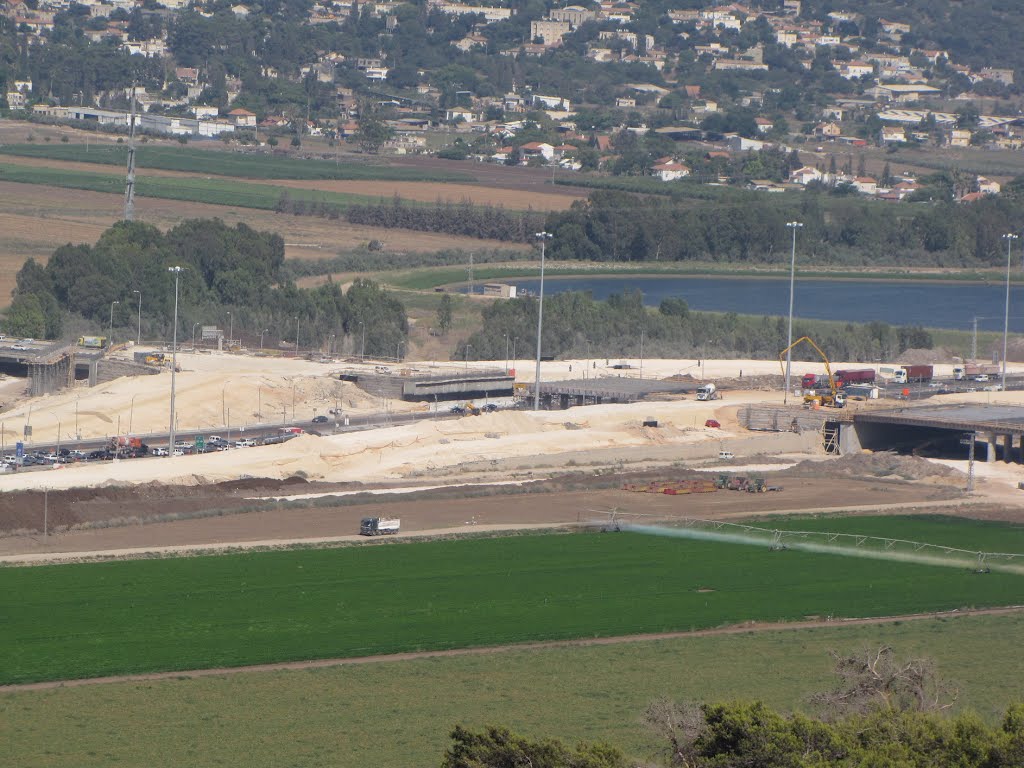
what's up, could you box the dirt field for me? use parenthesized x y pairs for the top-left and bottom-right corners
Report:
(0, 180), (525, 305)
(0, 472), (962, 559)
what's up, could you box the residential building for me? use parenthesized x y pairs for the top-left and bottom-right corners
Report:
(652, 160), (690, 181)
(530, 19), (570, 45)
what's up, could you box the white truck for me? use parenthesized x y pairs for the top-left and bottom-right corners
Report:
(359, 517), (401, 536)
(696, 383), (719, 401)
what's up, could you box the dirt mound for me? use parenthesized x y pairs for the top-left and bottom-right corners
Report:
(897, 347), (958, 365)
(787, 452), (961, 482)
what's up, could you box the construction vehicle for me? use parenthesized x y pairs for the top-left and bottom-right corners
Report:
(451, 402), (481, 416)
(360, 517), (400, 535)
(779, 336), (843, 408)
(696, 383), (719, 401)
(144, 352), (166, 366)
(78, 336), (107, 349)
(108, 436), (148, 458)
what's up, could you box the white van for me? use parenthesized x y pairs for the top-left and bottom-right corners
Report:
(719, 450), (735, 460)
(235, 438), (257, 448)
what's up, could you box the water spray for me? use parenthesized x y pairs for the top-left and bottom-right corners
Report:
(621, 522), (1024, 576)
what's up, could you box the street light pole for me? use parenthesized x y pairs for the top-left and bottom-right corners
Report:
(784, 221), (803, 404)
(227, 311), (233, 351)
(192, 322), (199, 350)
(1002, 233), (1018, 392)
(294, 316), (300, 356)
(132, 290), (141, 345)
(504, 333), (509, 371)
(533, 231), (552, 411)
(168, 266), (184, 456)
(260, 328), (269, 351)
(359, 321), (365, 361)
(109, 300), (119, 345)
(465, 344), (471, 369)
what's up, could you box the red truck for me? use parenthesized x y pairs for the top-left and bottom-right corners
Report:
(893, 365), (933, 384)
(833, 369), (875, 387)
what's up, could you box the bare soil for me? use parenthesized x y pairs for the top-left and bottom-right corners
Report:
(0, 472), (962, 558)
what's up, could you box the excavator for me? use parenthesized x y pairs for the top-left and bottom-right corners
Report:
(778, 336), (844, 408)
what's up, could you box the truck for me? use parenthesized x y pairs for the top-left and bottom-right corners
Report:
(108, 436), (148, 458)
(78, 336), (107, 349)
(953, 363), (1000, 380)
(892, 364), (933, 384)
(832, 369), (875, 387)
(695, 383), (719, 401)
(360, 517), (400, 536)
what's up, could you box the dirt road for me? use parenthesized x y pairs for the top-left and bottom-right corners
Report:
(4, 604), (1020, 692)
(0, 476), (962, 560)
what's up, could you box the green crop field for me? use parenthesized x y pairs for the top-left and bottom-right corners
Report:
(0, 162), (390, 211)
(4, 612), (1024, 768)
(3, 518), (1024, 685)
(0, 143), (472, 182)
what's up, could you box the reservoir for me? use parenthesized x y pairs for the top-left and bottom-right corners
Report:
(506, 276), (1024, 332)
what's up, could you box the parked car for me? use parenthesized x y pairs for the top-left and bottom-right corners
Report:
(705, 419), (722, 429)
(10, 344), (28, 351)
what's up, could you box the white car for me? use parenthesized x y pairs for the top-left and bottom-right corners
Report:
(718, 450), (735, 460)
(151, 447), (169, 456)
(10, 344), (28, 351)
(975, 375), (990, 382)
(235, 438), (257, 448)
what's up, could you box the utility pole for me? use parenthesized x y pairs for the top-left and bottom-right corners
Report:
(1002, 233), (1018, 393)
(168, 266), (184, 456)
(533, 232), (552, 410)
(132, 290), (141, 345)
(124, 84), (137, 221)
(784, 221), (803, 404)
(972, 316), (978, 361)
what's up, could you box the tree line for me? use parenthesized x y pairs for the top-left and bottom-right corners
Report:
(275, 193), (546, 244)
(6, 219), (407, 357)
(543, 190), (1024, 267)
(457, 289), (932, 364)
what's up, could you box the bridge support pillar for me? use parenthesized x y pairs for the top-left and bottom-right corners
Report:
(986, 433), (996, 463)
(1003, 434), (1013, 463)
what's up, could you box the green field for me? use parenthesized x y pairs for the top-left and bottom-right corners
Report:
(0, 161), (390, 211)
(3, 613), (1023, 768)
(4, 519), (1024, 685)
(0, 143), (471, 182)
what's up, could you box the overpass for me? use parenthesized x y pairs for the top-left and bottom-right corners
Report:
(841, 404), (1024, 463)
(0, 341), (156, 397)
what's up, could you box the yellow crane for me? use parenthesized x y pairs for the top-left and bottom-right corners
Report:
(778, 336), (842, 407)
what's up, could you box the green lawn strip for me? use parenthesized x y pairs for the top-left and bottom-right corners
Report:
(0, 143), (472, 182)
(764, 514), (1024, 553)
(3, 613), (1022, 768)
(3, 523), (1023, 685)
(380, 264), (1016, 292)
(0, 162), (395, 210)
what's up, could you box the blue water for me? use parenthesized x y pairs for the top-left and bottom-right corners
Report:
(502, 276), (1024, 332)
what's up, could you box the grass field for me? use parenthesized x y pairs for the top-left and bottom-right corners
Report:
(0, 161), (391, 211)
(0, 143), (472, 182)
(3, 612), (1024, 768)
(4, 518), (1024, 685)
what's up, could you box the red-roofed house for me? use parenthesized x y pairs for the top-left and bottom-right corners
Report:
(652, 161), (690, 181)
(228, 108), (257, 127)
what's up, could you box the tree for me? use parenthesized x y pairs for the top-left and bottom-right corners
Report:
(810, 646), (958, 718)
(442, 725), (626, 768)
(4, 293), (46, 338)
(353, 108), (394, 154)
(436, 293), (453, 334)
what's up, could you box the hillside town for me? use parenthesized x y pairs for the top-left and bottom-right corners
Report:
(3, 0), (1023, 203)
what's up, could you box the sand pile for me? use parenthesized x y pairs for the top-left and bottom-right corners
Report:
(788, 452), (961, 482)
